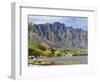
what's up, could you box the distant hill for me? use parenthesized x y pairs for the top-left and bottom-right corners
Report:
(29, 22), (88, 49)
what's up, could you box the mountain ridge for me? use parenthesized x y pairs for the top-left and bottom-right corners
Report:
(29, 22), (88, 49)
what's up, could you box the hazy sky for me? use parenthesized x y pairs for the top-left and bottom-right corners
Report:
(28, 15), (88, 30)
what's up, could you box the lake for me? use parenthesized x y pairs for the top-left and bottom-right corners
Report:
(49, 56), (88, 62)
(29, 56), (88, 65)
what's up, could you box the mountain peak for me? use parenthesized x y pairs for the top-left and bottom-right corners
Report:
(53, 22), (64, 25)
(31, 22), (88, 49)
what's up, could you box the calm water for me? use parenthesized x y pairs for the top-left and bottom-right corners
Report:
(49, 56), (88, 62)
(28, 56), (88, 66)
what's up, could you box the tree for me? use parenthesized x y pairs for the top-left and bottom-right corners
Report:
(28, 48), (33, 56)
(43, 49), (52, 57)
(56, 52), (62, 57)
(28, 22), (33, 40)
(28, 22), (33, 32)
(37, 43), (46, 51)
(50, 47), (56, 56)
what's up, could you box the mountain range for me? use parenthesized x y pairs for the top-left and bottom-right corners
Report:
(29, 22), (88, 49)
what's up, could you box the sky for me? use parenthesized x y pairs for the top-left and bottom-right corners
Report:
(28, 15), (88, 30)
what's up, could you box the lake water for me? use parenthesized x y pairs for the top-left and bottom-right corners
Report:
(49, 56), (88, 62)
(28, 56), (88, 66)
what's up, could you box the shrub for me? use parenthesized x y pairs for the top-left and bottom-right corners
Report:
(72, 52), (80, 56)
(43, 49), (52, 57)
(37, 43), (46, 51)
(28, 22), (33, 32)
(28, 48), (34, 56)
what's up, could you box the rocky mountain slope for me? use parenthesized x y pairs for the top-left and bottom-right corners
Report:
(29, 22), (88, 49)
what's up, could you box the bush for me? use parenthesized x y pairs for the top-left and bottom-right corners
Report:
(28, 48), (34, 56)
(28, 42), (45, 57)
(28, 48), (43, 57)
(32, 48), (44, 56)
(37, 43), (46, 51)
(72, 52), (80, 56)
(43, 49), (52, 57)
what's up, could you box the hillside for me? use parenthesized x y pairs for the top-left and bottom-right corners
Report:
(29, 22), (88, 49)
